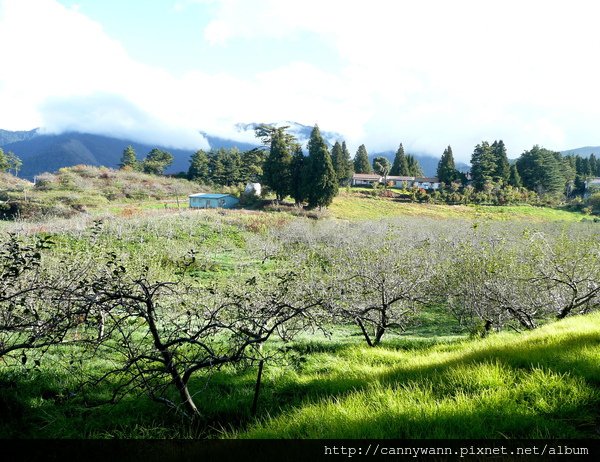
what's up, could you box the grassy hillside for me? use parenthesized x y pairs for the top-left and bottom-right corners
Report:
(237, 313), (600, 439)
(1, 165), (206, 220)
(330, 191), (587, 222)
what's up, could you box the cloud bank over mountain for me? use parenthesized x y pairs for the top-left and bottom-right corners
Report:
(2, 0), (600, 160)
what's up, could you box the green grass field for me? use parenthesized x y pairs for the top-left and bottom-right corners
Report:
(238, 313), (600, 439)
(1, 313), (598, 439)
(1, 174), (599, 440)
(330, 192), (587, 222)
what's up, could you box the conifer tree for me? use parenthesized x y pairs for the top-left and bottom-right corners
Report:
(515, 145), (565, 195)
(509, 163), (522, 188)
(437, 145), (459, 185)
(290, 144), (306, 206)
(589, 154), (598, 177)
(241, 148), (266, 183)
(142, 148), (173, 175)
(331, 141), (353, 185)
(353, 144), (372, 174)
(262, 128), (292, 201)
(119, 145), (139, 170)
(492, 140), (510, 184)
(341, 142), (354, 182)
(470, 141), (496, 190)
(390, 143), (410, 176)
(303, 125), (338, 209)
(188, 149), (210, 182)
(406, 154), (424, 177)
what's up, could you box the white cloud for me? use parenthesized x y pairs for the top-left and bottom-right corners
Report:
(2, 0), (600, 160)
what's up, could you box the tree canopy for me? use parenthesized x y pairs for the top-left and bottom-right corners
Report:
(390, 144), (410, 176)
(303, 125), (338, 208)
(353, 145), (372, 174)
(142, 148), (174, 175)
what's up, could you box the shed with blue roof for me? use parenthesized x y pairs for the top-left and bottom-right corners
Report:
(189, 193), (239, 209)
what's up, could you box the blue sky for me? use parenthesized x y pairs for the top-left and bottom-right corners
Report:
(1, 0), (600, 160)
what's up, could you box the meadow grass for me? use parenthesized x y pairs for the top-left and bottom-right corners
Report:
(2, 313), (597, 439)
(236, 313), (600, 439)
(329, 192), (587, 222)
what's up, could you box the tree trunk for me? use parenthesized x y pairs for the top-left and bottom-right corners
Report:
(251, 359), (264, 417)
(145, 298), (200, 418)
(355, 318), (374, 347)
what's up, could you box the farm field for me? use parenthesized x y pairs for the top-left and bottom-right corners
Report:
(1, 185), (599, 440)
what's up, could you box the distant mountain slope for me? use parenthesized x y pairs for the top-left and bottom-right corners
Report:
(0, 128), (38, 146)
(560, 146), (600, 157)
(1, 132), (201, 179)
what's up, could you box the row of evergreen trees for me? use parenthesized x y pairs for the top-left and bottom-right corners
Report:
(436, 141), (600, 197)
(119, 147), (174, 175)
(354, 143), (424, 177)
(186, 124), (341, 207)
(256, 125), (338, 208)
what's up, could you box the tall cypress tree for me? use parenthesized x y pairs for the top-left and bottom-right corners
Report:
(406, 154), (424, 177)
(589, 154), (598, 177)
(509, 164), (522, 188)
(390, 143), (410, 176)
(437, 145), (458, 185)
(290, 144), (306, 206)
(354, 144), (372, 174)
(331, 141), (353, 185)
(303, 125), (338, 209)
(240, 148), (266, 183)
(470, 141), (496, 190)
(188, 149), (210, 182)
(491, 140), (510, 184)
(339, 141), (354, 184)
(262, 128), (293, 201)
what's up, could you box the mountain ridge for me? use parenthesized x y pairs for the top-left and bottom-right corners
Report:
(2, 127), (597, 180)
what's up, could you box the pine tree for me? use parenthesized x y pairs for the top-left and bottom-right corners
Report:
(209, 149), (225, 185)
(290, 144), (306, 206)
(240, 148), (266, 183)
(509, 164), (522, 188)
(262, 128), (293, 201)
(331, 141), (353, 185)
(119, 145), (139, 170)
(354, 144), (372, 174)
(589, 154), (598, 177)
(516, 145), (565, 195)
(331, 142), (344, 183)
(491, 140), (510, 184)
(221, 147), (243, 186)
(437, 145), (458, 185)
(188, 149), (210, 182)
(340, 141), (354, 183)
(470, 141), (496, 190)
(390, 143), (410, 176)
(406, 154), (424, 177)
(303, 125), (338, 209)
(142, 148), (173, 175)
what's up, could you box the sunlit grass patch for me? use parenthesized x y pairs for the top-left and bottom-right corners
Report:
(238, 313), (600, 439)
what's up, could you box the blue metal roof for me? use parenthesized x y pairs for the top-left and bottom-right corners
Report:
(188, 193), (235, 199)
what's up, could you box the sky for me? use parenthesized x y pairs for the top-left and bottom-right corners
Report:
(1, 0), (600, 161)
